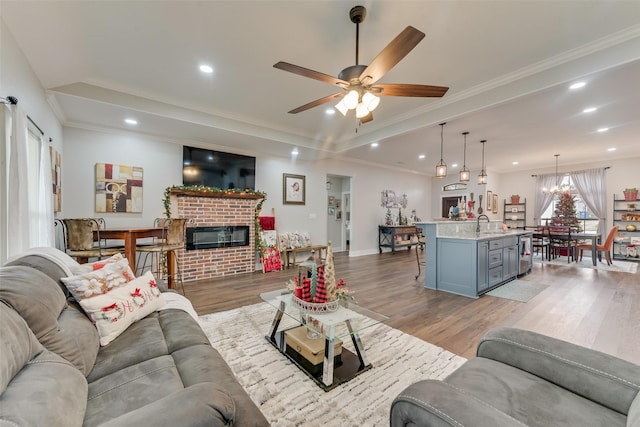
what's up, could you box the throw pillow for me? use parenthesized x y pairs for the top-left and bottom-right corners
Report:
(78, 271), (165, 346)
(61, 257), (135, 301)
(279, 232), (290, 250)
(69, 253), (125, 275)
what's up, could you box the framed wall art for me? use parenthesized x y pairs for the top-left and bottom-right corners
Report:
(95, 163), (143, 213)
(283, 173), (305, 205)
(50, 146), (61, 212)
(493, 194), (499, 213)
(486, 191), (493, 211)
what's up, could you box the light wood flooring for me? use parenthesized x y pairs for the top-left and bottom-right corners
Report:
(180, 249), (640, 365)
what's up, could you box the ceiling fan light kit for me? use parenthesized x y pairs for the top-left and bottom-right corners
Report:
(273, 5), (449, 123)
(435, 122), (447, 178)
(460, 131), (470, 182)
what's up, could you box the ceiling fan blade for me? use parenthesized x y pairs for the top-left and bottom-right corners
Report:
(359, 111), (373, 124)
(375, 84), (449, 97)
(358, 26), (425, 85)
(288, 93), (344, 114)
(274, 62), (348, 87)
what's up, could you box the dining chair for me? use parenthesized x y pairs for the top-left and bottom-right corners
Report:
(548, 225), (578, 263)
(526, 225), (550, 260)
(61, 218), (122, 263)
(578, 225), (619, 266)
(136, 218), (187, 294)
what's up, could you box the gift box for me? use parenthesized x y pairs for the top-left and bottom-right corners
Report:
(285, 326), (342, 375)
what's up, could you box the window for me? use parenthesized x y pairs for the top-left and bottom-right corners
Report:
(540, 175), (599, 232)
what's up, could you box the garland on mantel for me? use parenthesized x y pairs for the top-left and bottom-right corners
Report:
(162, 185), (268, 253)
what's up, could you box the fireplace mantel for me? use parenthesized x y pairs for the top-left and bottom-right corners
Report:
(169, 188), (263, 281)
(169, 188), (264, 200)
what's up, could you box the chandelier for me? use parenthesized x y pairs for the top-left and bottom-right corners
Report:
(543, 154), (568, 194)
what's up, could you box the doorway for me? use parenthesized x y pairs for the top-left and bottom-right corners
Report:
(326, 174), (352, 253)
(442, 196), (460, 219)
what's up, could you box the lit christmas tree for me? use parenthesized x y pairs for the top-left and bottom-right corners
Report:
(552, 192), (580, 230)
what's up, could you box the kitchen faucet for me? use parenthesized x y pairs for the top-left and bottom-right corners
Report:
(476, 214), (490, 233)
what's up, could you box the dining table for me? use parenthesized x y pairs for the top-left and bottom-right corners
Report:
(534, 228), (599, 266)
(97, 227), (176, 289)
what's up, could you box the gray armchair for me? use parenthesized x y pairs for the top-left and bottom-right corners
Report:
(391, 327), (640, 427)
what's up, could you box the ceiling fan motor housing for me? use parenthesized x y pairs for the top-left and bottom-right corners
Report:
(338, 64), (367, 84)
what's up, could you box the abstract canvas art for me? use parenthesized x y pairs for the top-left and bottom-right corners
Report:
(95, 163), (143, 213)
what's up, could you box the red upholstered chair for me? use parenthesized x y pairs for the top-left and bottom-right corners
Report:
(578, 226), (619, 266)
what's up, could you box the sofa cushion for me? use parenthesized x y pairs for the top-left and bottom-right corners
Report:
(0, 304), (44, 393)
(0, 305), (88, 427)
(4, 252), (74, 297)
(0, 265), (99, 376)
(93, 383), (236, 427)
(77, 271), (165, 345)
(445, 357), (626, 427)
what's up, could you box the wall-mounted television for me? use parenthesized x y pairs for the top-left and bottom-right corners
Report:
(183, 146), (256, 190)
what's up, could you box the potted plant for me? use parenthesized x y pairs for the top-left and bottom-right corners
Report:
(623, 188), (638, 201)
(510, 194), (520, 204)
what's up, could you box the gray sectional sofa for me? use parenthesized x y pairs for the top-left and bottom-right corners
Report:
(391, 327), (640, 427)
(1, 251), (268, 427)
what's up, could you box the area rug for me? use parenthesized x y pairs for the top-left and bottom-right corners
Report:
(534, 255), (638, 274)
(198, 303), (466, 426)
(485, 279), (549, 302)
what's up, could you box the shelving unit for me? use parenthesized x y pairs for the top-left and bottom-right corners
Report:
(613, 194), (640, 262)
(503, 198), (526, 229)
(378, 225), (417, 253)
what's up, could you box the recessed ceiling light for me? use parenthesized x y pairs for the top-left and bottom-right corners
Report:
(451, 163), (458, 168)
(418, 154), (426, 159)
(597, 127), (609, 133)
(583, 107), (597, 113)
(607, 147), (617, 152)
(291, 148), (299, 156)
(512, 161), (519, 165)
(371, 142), (379, 148)
(569, 81), (586, 90)
(325, 109), (335, 115)
(124, 118), (137, 125)
(199, 64), (213, 73)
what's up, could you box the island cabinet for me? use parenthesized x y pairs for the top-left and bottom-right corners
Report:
(436, 235), (519, 298)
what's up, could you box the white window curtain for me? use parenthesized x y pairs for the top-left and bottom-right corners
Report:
(534, 174), (557, 225)
(2, 103), (54, 262)
(570, 168), (607, 237)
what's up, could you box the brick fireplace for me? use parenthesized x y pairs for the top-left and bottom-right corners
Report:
(169, 189), (264, 281)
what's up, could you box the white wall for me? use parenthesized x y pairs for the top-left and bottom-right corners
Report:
(62, 127), (182, 227)
(61, 127), (434, 256)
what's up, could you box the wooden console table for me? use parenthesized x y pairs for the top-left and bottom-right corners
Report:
(378, 225), (417, 253)
(284, 245), (328, 268)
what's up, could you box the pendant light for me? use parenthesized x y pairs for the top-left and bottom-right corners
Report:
(478, 139), (488, 185)
(459, 131), (470, 182)
(435, 122), (447, 178)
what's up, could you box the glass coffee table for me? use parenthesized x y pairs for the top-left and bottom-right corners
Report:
(260, 289), (389, 391)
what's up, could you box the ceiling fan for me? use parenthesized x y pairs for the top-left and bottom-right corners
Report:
(274, 5), (449, 124)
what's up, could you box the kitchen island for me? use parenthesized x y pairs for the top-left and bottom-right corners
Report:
(415, 221), (532, 298)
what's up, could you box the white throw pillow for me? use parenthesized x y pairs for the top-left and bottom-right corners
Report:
(78, 271), (165, 346)
(61, 257), (135, 301)
(69, 253), (125, 275)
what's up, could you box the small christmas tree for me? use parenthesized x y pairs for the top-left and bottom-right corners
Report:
(552, 192), (580, 230)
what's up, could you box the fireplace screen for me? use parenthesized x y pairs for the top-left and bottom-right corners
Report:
(186, 226), (250, 250)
